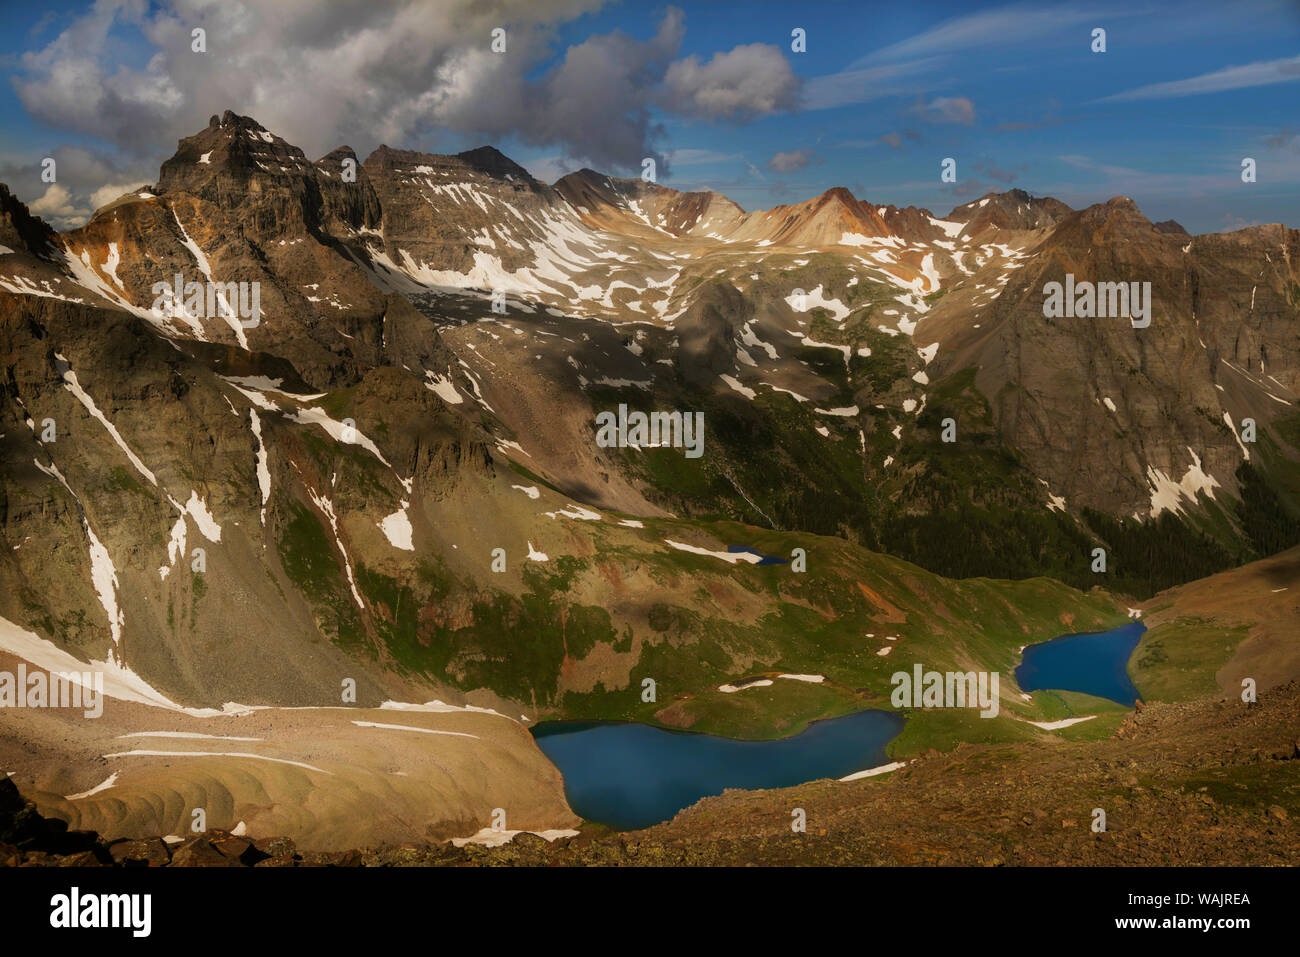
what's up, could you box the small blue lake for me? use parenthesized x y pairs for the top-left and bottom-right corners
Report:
(1015, 621), (1146, 705)
(532, 709), (904, 830)
(726, 545), (786, 564)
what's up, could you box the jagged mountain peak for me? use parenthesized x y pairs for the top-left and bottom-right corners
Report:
(1060, 194), (1158, 235)
(936, 189), (1071, 246)
(363, 143), (542, 191)
(192, 109), (298, 152)
(455, 145), (537, 183)
(947, 188), (1072, 234)
(557, 167), (612, 187)
(1024, 195), (1182, 267)
(157, 109), (314, 196)
(210, 109), (268, 131)
(553, 168), (638, 209)
(555, 168), (675, 202)
(723, 185), (914, 246)
(1102, 194), (1141, 212)
(554, 168), (746, 238)
(318, 144), (360, 163)
(796, 187), (941, 228)
(818, 185), (863, 207)
(0, 182), (59, 256)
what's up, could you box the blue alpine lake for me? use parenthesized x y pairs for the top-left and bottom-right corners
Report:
(726, 545), (787, 564)
(1015, 621), (1147, 705)
(532, 709), (904, 830)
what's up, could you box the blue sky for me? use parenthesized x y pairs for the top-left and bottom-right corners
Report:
(2, 0), (1299, 233)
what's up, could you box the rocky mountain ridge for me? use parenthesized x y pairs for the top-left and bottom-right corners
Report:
(0, 111), (1295, 686)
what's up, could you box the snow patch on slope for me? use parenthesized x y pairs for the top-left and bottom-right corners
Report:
(378, 504), (415, 551)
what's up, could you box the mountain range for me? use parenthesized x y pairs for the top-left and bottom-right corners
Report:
(1, 109), (1297, 849)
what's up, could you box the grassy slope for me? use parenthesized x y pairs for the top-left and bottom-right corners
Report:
(1129, 616), (1251, 703)
(1128, 544), (1300, 705)
(270, 450), (1131, 742)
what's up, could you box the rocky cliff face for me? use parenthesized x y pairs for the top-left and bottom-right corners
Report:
(921, 196), (1300, 525)
(0, 288), (492, 707)
(157, 110), (382, 239)
(363, 143), (563, 276)
(50, 113), (462, 391)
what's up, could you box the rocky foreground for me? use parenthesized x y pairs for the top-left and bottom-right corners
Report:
(7, 682), (1297, 867)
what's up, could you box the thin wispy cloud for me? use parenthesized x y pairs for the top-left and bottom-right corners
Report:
(846, 1), (1136, 67)
(804, 1), (1132, 112)
(663, 148), (742, 165)
(801, 59), (942, 110)
(1049, 152), (1300, 198)
(1095, 54), (1300, 102)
